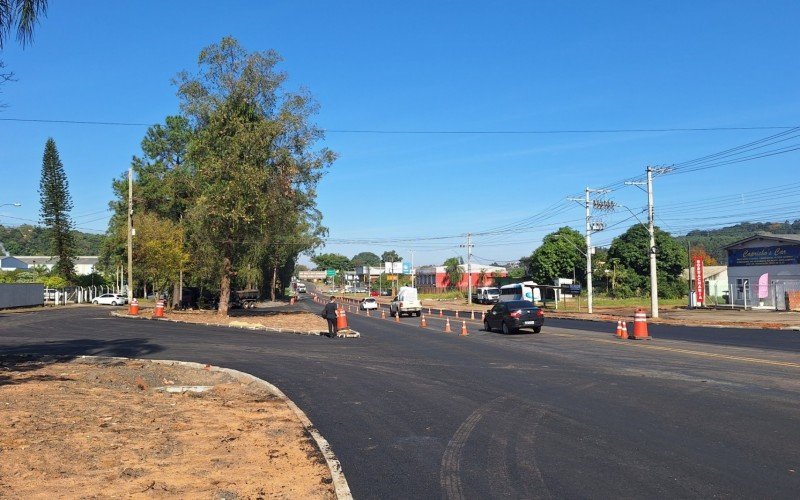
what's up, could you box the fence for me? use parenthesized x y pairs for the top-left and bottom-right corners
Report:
(43, 285), (127, 305)
(707, 280), (800, 310)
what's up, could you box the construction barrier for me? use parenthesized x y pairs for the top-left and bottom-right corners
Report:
(336, 307), (349, 331)
(153, 299), (165, 318)
(128, 298), (139, 316)
(631, 308), (650, 339)
(444, 318), (452, 333)
(460, 320), (468, 336)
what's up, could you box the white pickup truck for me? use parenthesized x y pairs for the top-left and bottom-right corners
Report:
(390, 286), (422, 317)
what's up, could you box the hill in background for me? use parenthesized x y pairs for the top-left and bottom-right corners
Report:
(674, 220), (800, 264)
(0, 224), (104, 256)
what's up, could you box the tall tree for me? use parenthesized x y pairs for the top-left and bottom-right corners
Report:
(311, 253), (351, 272)
(607, 224), (686, 298)
(174, 37), (333, 315)
(526, 227), (586, 285)
(381, 250), (402, 263)
(39, 138), (75, 280)
(1, 0), (48, 104)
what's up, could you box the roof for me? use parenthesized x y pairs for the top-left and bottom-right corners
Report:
(723, 233), (800, 249)
(0, 256), (29, 269)
(15, 256), (99, 266)
(682, 265), (727, 280)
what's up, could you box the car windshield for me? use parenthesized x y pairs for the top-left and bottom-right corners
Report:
(505, 300), (535, 309)
(487, 288), (500, 294)
(364, 298), (375, 302)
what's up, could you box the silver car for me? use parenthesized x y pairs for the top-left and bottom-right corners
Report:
(92, 293), (128, 306)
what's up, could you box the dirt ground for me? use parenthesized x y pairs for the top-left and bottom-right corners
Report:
(162, 309), (329, 333)
(0, 356), (335, 499)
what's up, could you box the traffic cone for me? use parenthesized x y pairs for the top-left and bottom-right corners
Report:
(420, 315), (427, 328)
(632, 309), (649, 339)
(381, 309), (386, 319)
(470, 310), (475, 320)
(460, 320), (468, 336)
(444, 318), (452, 333)
(481, 311), (485, 321)
(455, 310), (459, 319)
(621, 321), (628, 339)
(615, 320), (623, 338)
(336, 307), (349, 332)
(439, 309), (443, 317)
(395, 312), (400, 323)
(428, 307), (432, 315)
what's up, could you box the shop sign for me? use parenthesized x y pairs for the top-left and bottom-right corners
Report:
(728, 245), (800, 267)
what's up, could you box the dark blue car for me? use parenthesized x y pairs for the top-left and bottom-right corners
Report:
(484, 300), (544, 334)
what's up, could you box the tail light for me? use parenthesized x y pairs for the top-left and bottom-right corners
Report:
(535, 309), (544, 317)
(509, 310), (522, 318)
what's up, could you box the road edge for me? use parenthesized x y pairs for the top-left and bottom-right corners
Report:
(77, 355), (354, 500)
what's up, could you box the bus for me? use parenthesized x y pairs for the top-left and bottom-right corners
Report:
(499, 281), (541, 303)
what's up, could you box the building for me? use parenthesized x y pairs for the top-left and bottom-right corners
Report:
(681, 265), (729, 304)
(415, 264), (507, 293)
(724, 233), (800, 309)
(15, 256), (99, 276)
(0, 256), (28, 271)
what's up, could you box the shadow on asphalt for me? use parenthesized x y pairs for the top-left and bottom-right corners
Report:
(0, 338), (164, 386)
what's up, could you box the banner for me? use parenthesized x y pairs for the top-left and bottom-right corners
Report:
(757, 273), (769, 299)
(693, 258), (704, 304)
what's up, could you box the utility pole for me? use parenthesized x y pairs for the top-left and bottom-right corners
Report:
(410, 250), (415, 288)
(568, 189), (610, 314)
(461, 234), (474, 304)
(646, 166), (659, 318)
(127, 167), (133, 301)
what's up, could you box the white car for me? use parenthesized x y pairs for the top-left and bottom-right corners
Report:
(92, 293), (128, 306)
(359, 297), (378, 310)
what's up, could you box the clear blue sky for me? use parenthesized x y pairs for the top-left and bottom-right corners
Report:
(1, 0), (799, 267)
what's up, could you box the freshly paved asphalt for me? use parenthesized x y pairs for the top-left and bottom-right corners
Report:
(1, 300), (799, 499)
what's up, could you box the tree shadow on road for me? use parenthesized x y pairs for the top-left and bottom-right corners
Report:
(0, 338), (164, 386)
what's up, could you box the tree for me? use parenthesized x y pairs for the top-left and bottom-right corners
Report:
(351, 251), (381, 268)
(381, 250), (402, 263)
(689, 245), (718, 266)
(443, 257), (463, 290)
(1, 0), (48, 105)
(39, 138), (76, 280)
(175, 37), (334, 315)
(311, 253), (350, 271)
(607, 225), (686, 298)
(526, 227), (586, 285)
(131, 212), (187, 299)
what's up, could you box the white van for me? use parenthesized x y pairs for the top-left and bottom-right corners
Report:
(296, 283), (306, 293)
(472, 286), (500, 304)
(390, 286), (422, 317)
(499, 281), (541, 303)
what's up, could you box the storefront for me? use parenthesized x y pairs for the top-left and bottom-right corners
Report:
(725, 233), (800, 309)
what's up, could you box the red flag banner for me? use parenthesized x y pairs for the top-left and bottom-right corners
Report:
(693, 258), (704, 304)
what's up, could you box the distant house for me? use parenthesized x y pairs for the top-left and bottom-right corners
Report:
(0, 256), (28, 271)
(681, 265), (729, 302)
(723, 232), (800, 309)
(15, 256), (99, 276)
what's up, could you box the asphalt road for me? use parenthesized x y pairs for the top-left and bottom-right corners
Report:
(1, 301), (799, 499)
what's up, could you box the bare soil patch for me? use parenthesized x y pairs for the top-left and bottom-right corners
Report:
(155, 309), (329, 333)
(0, 356), (334, 499)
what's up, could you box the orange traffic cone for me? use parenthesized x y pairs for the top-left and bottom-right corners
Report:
(460, 320), (468, 336)
(381, 309), (386, 319)
(632, 309), (649, 339)
(395, 311), (400, 323)
(428, 307), (432, 315)
(336, 307), (349, 332)
(470, 310), (475, 320)
(439, 309), (443, 317)
(481, 311), (485, 321)
(444, 318), (452, 333)
(615, 320), (623, 338)
(455, 310), (459, 319)
(420, 315), (427, 328)
(621, 321), (628, 339)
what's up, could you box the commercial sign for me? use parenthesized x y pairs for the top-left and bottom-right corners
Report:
(693, 258), (704, 304)
(384, 262), (403, 274)
(728, 245), (800, 267)
(402, 262), (412, 275)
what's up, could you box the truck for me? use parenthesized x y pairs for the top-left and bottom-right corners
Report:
(390, 286), (422, 317)
(472, 286), (500, 304)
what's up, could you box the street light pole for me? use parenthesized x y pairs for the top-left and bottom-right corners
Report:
(647, 166), (659, 318)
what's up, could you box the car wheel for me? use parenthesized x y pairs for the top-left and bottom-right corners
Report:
(502, 321), (513, 334)
(92, 300), (98, 305)
(415, 311), (421, 317)
(533, 326), (542, 334)
(111, 301), (117, 306)
(390, 310), (396, 317)
(484, 320), (492, 332)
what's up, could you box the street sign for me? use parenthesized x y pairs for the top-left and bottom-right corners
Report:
(325, 269), (336, 277)
(386, 275), (397, 281)
(402, 262), (412, 275)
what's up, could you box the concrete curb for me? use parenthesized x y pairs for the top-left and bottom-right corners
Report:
(75, 355), (353, 500)
(110, 311), (361, 338)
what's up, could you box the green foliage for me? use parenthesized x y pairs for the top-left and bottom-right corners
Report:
(39, 138), (76, 280)
(42, 275), (68, 289)
(526, 227), (586, 286)
(443, 257), (463, 289)
(381, 250), (402, 262)
(607, 225), (687, 299)
(0, 224), (103, 255)
(72, 272), (108, 287)
(311, 253), (351, 271)
(351, 251), (381, 267)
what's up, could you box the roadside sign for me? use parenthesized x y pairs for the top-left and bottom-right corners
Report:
(693, 258), (704, 304)
(386, 275), (397, 280)
(402, 262), (412, 275)
(326, 269), (336, 277)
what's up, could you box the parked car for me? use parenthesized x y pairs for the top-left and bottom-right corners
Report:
(360, 297), (378, 310)
(380, 290), (392, 296)
(472, 286), (500, 304)
(92, 293), (128, 306)
(296, 283), (307, 293)
(370, 290), (380, 297)
(484, 300), (544, 334)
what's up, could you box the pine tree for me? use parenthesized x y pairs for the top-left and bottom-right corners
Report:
(39, 138), (76, 280)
